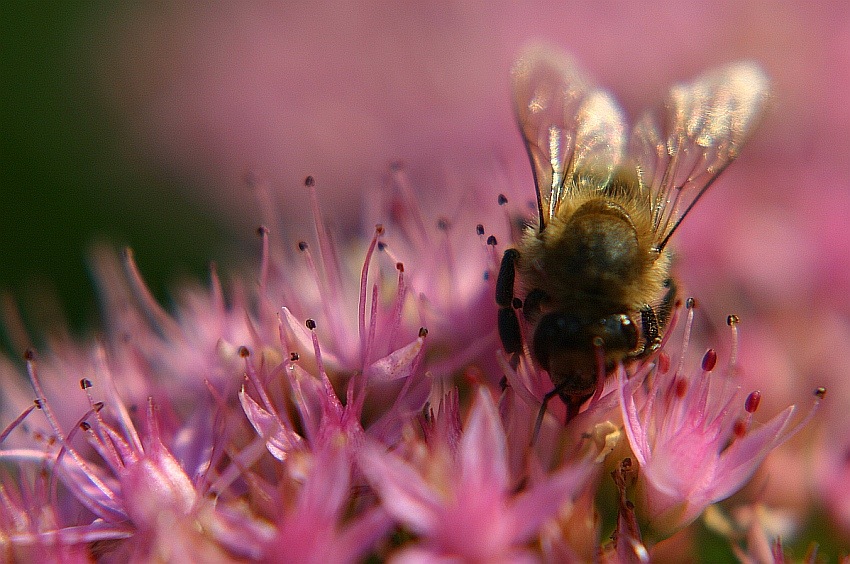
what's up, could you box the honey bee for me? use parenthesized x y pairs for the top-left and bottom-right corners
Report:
(496, 46), (769, 423)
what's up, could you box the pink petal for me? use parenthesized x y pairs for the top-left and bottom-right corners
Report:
(707, 405), (796, 502)
(364, 334), (424, 382)
(509, 462), (594, 543)
(358, 443), (442, 535)
(238, 388), (305, 461)
(458, 388), (509, 494)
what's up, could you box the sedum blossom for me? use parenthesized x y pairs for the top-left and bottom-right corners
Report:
(359, 388), (594, 562)
(618, 303), (824, 542)
(0, 167), (828, 559)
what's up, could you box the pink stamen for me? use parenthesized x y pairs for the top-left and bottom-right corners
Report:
(727, 314), (740, 372)
(745, 391), (761, 414)
(675, 298), (696, 378)
(362, 282), (379, 369)
(385, 262), (406, 349)
(306, 319), (335, 403)
(701, 349), (717, 372)
(257, 225), (270, 302)
(78, 379), (122, 472)
(390, 162), (429, 246)
(307, 176), (345, 304)
(297, 242), (339, 340)
(240, 347), (275, 415)
(122, 248), (183, 340)
(209, 261), (225, 316)
(359, 225), (383, 366)
(0, 405), (37, 445)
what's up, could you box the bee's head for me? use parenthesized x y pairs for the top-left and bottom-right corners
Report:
(532, 311), (638, 395)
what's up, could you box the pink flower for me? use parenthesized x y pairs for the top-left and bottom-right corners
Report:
(618, 306), (824, 541)
(266, 444), (393, 563)
(359, 388), (595, 562)
(4, 20), (846, 555)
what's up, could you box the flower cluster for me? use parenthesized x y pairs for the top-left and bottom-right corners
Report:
(0, 168), (826, 561)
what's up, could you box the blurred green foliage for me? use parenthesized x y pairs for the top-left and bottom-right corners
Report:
(1, 2), (229, 340)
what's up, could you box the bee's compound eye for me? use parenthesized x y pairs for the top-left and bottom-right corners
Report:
(598, 314), (639, 352)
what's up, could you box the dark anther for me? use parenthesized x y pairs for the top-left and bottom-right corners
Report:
(257, 226), (268, 236)
(396, 262), (404, 272)
(476, 224), (485, 236)
(685, 297), (696, 309)
(745, 391), (761, 413)
(80, 421), (91, 431)
(702, 349), (717, 371)
(487, 235), (498, 246)
(437, 218), (449, 230)
(290, 352), (300, 361)
(298, 241), (308, 252)
(306, 319), (317, 330)
(511, 297), (523, 310)
(24, 349), (36, 361)
(80, 379), (93, 390)
(238, 346), (250, 358)
(418, 327), (428, 338)
(498, 194), (508, 205)
(727, 314), (740, 326)
(304, 176), (315, 187)
(815, 387), (827, 399)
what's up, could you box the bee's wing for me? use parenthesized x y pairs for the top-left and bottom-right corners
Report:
(630, 62), (770, 251)
(512, 46), (625, 231)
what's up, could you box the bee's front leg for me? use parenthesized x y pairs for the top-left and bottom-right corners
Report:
(496, 248), (522, 355)
(638, 277), (678, 354)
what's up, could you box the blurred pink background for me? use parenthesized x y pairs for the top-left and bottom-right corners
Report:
(96, 0), (850, 537)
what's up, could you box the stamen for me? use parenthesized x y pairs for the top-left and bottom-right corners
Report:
(306, 319), (334, 399)
(297, 241), (340, 341)
(257, 225), (270, 301)
(675, 297), (697, 377)
(745, 391), (761, 413)
(384, 262), (407, 351)
(657, 351), (671, 374)
(122, 248), (183, 340)
(478, 224), (499, 273)
(359, 225), (383, 364)
(94, 345), (142, 452)
(0, 405), (37, 444)
(701, 349), (717, 372)
(25, 351), (120, 507)
(389, 162), (430, 245)
(307, 175), (346, 324)
(78, 377), (122, 470)
(727, 314), (740, 371)
(362, 283), (379, 369)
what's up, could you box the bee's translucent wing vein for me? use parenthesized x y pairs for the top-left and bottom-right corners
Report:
(512, 45), (625, 231)
(630, 62), (770, 250)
